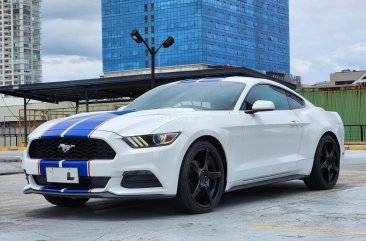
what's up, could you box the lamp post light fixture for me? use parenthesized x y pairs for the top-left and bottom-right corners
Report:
(131, 29), (174, 89)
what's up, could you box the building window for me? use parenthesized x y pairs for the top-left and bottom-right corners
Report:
(151, 15), (154, 22)
(151, 26), (155, 33)
(145, 27), (148, 34)
(144, 4), (148, 12)
(151, 3), (154, 11)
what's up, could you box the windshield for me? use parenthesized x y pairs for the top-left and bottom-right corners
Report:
(125, 81), (245, 111)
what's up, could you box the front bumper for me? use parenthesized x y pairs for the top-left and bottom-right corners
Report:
(23, 188), (174, 199)
(22, 130), (189, 198)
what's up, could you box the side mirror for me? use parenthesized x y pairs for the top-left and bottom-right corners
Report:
(245, 100), (275, 114)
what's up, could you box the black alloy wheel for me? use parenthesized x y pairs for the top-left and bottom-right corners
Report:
(319, 141), (340, 184)
(304, 135), (340, 190)
(175, 141), (225, 213)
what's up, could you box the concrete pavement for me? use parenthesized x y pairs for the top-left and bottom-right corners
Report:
(0, 151), (22, 162)
(0, 151), (22, 175)
(0, 162), (22, 175)
(0, 151), (365, 240)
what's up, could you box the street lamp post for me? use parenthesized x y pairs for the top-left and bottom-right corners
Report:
(131, 29), (174, 89)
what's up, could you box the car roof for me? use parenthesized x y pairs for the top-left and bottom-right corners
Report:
(177, 76), (279, 85)
(176, 76), (292, 91)
(174, 76), (304, 101)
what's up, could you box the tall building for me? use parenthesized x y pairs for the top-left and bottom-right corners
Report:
(102, 0), (290, 77)
(0, 0), (42, 86)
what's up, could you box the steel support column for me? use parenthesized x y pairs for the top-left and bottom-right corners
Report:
(76, 101), (80, 114)
(85, 90), (89, 113)
(23, 96), (28, 145)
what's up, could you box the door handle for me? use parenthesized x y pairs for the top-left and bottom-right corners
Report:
(289, 120), (298, 126)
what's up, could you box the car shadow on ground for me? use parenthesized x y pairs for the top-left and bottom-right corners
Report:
(24, 180), (347, 221)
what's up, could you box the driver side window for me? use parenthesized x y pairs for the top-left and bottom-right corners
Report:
(241, 84), (290, 111)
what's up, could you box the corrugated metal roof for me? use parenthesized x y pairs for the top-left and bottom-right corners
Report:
(0, 67), (296, 103)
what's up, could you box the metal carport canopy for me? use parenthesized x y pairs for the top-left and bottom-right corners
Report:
(0, 67), (295, 104)
(0, 67), (295, 144)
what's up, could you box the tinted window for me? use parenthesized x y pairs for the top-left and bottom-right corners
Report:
(242, 84), (290, 110)
(125, 81), (245, 111)
(288, 94), (304, 109)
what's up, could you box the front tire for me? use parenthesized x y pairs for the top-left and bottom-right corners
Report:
(175, 141), (225, 214)
(44, 195), (89, 207)
(304, 135), (340, 190)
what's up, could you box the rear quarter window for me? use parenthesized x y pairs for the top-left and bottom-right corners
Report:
(288, 94), (305, 109)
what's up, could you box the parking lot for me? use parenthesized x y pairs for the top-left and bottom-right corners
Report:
(0, 151), (365, 241)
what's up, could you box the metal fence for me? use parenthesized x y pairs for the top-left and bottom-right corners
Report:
(344, 125), (366, 142)
(0, 133), (20, 147)
(1, 125), (365, 147)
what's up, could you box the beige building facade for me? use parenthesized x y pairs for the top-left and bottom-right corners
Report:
(330, 70), (366, 86)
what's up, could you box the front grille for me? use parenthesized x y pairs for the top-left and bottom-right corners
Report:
(33, 175), (110, 189)
(29, 138), (116, 160)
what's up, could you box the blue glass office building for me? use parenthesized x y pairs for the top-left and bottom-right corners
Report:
(102, 0), (290, 74)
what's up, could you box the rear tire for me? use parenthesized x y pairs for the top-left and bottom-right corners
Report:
(44, 195), (89, 207)
(175, 141), (225, 214)
(304, 135), (340, 190)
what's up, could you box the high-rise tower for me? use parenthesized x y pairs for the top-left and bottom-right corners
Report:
(0, 0), (41, 85)
(102, 0), (290, 77)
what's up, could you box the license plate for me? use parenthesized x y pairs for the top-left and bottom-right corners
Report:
(46, 167), (79, 184)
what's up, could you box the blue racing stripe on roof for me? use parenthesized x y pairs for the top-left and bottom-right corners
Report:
(198, 77), (224, 82)
(179, 79), (200, 83)
(179, 77), (224, 83)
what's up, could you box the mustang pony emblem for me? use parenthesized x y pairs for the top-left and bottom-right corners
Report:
(58, 144), (76, 153)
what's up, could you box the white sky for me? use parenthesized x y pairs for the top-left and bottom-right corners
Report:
(42, 0), (366, 84)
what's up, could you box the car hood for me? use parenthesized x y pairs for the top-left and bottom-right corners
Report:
(98, 108), (198, 136)
(30, 108), (196, 139)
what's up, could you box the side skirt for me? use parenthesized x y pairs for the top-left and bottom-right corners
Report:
(227, 174), (308, 192)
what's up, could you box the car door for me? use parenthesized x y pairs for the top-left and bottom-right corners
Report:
(237, 84), (304, 182)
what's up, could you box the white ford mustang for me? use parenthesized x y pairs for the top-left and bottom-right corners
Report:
(23, 77), (344, 213)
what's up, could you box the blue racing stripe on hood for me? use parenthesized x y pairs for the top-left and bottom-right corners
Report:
(41, 110), (134, 138)
(63, 110), (134, 138)
(41, 114), (99, 138)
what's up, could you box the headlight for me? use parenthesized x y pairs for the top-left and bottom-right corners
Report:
(123, 132), (180, 148)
